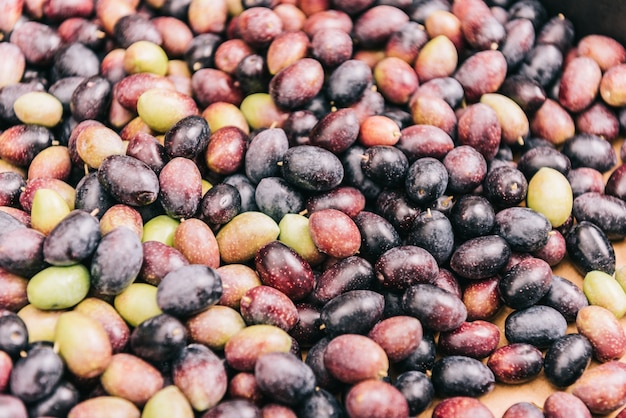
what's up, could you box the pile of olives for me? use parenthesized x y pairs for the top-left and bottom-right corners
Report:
(0, 0), (626, 417)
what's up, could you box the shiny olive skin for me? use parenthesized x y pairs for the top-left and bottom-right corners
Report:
(449, 195), (495, 240)
(9, 344), (64, 403)
(572, 192), (626, 240)
(504, 305), (568, 348)
(494, 207), (552, 252)
(517, 146), (571, 180)
(254, 176), (304, 223)
(499, 257), (553, 309)
(319, 290), (384, 337)
(539, 275), (589, 322)
(157, 264), (223, 318)
(544, 333), (593, 388)
(449, 235), (511, 280)
(560, 133), (617, 174)
(393, 370), (434, 416)
(431, 355), (496, 398)
(129, 313), (188, 364)
(402, 284), (467, 332)
(487, 343), (544, 384)
(311, 256), (375, 305)
(404, 157), (449, 206)
(295, 387), (344, 418)
(376, 245), (439, 291)
(0, 312), (29, 358)
(97, 155), (160, 207)
(280, 145), (344, 192)
(352, 211), (402, 263)
(565, 220), (616, 275)
(406, 209), (454, 265)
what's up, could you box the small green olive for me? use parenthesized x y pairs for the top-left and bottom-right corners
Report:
(27, 264), (90, 310)
(13, 91), (64, 128)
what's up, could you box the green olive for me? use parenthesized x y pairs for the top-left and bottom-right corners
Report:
(27, 264), (90, 310)
(526, 167), (573, 227)
(13, 91), (64, 128)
